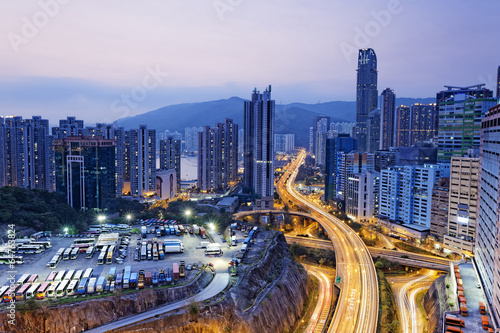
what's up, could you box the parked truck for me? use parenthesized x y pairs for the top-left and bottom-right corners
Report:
(193, 224), (200, 235)
(479, 302), (486, 314)
(179, 261), (186, 278)
(205, 243), (222, 256)
(158, 269), (166, 284)
(145, 271), (152, 286)
(200, 241), (210, 249)
(199, 227), (207, 239)
(172, 263), (180, 281)
(138, 270), (145, 289)
(163, 242), (184, 253)
(141, 226), (147, 238)
(481, 315), (490, 330)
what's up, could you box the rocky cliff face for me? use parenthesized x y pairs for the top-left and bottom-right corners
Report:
(0, 268), (213, 333)
(423, 274), (456, 333)
(113, 231), (312, 333)
(0, 231), (311, 333)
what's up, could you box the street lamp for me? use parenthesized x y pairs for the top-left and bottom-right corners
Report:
(126, 214), (132, 222)
(209, 223), (215, 232)
(64, 227), (68, 235)
(98, 215), (106, 225)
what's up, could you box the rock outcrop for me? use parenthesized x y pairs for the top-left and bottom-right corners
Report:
(423, 274), (456, 333)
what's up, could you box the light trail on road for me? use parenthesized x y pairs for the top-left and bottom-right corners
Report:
(279, 150), (378, 333)
(304, 265), (333, 333)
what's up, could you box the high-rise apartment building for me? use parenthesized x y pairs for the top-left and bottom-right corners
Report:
(355, 48), (378, 153)
(443, 156), (479, 254)
(324, 135), (357, 203)
(429, 177), (450, 243)
(274, 134), (295, 154)
(380, 88), (396, 150)
(379, 164), (450, 228)
(159, 137), (181, 192)
(184, 127), (202, 152)
(497, 66), (500, 98)
(198, 119), (238, 192)
(0, 116), (55, 191)
(336, 152), (374, 202)
(367, 108), (381, 153)
(52, 117), (87, 138)
(243, 87), (275, 200)
(312, 116), (330, 165)
(437, 86), (496, 163)
(410, 103), (437, 145)
(476, 104), (500, 323)
(345, 171), (379, 222)
(55, 136), (116, 211)
(330, 122), (356, 136)
(127, 125), (156, 197)
(395, 105), (411, 147)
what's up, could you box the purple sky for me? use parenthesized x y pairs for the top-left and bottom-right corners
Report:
(0, 0), (499, 123)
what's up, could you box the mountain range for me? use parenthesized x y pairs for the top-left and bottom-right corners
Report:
(114, 96), (436, 147)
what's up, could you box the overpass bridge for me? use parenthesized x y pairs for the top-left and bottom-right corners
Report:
(233, 209), (314, 220)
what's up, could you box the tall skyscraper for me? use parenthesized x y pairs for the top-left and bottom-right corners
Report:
(367, 108), (381, 153)
(184, 127), (202, 152)
(324, 135), (357, 203)
(355, 48), (378, 153)
(274, 134), (295, 154)
(437, 85), (496, 163)
(395, 105), (411, 147)
(410, 103), (437, 145)
(127, 125), (156, 197)
(243, 86), (275, 200)
(443, 156), (479, 254)
(476, 104), (500, 323)
(198, 119), (238, 192)
(0, 116), (55, 191)
(380, 88), (396, 150)
(336, 152), (375, 202)
(52, 117), (87, 138)
(159, 137), (181, 192)
(312, 115), (330, 165)
(55, 136), (116, 211)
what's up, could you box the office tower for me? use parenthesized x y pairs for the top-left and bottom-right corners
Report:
(88, 123), (125, 196)
(128, 125), (156, 197)
(380, 88), (396, 150)
(312, 116), (330, 165)
(336, 152), (375, 202)
(55, 136), (116, 210)
(274, 134), (295, 154)
(378, 164), (450, 228)
(315, 131), (328, 166)
(355, 48), (378, 153)
(198, 119), (238, 192)
(442, 156), (479, 254)
(52, 117), (87, 139)
(345, 171), (379, 222)
(410, 103), (437, 145)
(308, 127), (314, 154)
(243, 86), (275, 200)
(429, 178), (450, 243)
(374, 149), (397, 172)
(325, 135), (357, 203)
(497, 66), (500, 98)
(0, 116), (54, 191)
(437, 85), (496, 163)
(395, 105), (411, 147)
(238, 128), (244, 162)
(367, 108), (381, 153)
(476, 104), (500, 322)
(159, 137), (181, 192)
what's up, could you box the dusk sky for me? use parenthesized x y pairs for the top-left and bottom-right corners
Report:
(0, 1), (499, 123)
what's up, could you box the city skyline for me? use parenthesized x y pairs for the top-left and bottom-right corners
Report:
(0, 1), (499, 122)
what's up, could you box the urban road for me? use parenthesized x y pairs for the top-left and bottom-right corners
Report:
(278, 150), (379, 333)
(285, 235), (451, 271)
(84, 272), (230, 333)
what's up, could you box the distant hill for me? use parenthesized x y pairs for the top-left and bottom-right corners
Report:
(115, 96), (435, 147)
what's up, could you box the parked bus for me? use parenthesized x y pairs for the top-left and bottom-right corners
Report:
(46, 271), (57, 282)
(106, 245), (115, 264)
(16, 274), (30, 285)
(0, 286), (10, 299)
(15, 283), (31, 301)
(46, 281), (60, 298)
(130, 273), (138, 288)
(54, 270), (66, 282)
(17, 245), (44, 254)
(108, 267), (117, 281)
(97, 251), (106, 265)
(26, 283), (41, 299)
(123, 266), (131, 289)
(115, 273), (123, 289)
(3, 285), (19, 302)
(63, 247), (72, 260)
(63, 270), (75, 281)
(87, 277), (97, 294)
(27, 274), (38, 284)
(86, 246), (94, 259)
(74, 238), (95, 245)
(0, 255), (24, 265)
(70, 248), (79, 260)
(83, 268), (93, 280)
(96, 276), (106, 293)
(48, 255), (61, 269)
(73, 269), (83, 282)
(66, 280), (78, 296)
(140, 245), (147, 261)
(30, 241), (52, 249)
(77, 278), (88, 295)
(37, 282), (50, 299)
(56, 280), (69, 297)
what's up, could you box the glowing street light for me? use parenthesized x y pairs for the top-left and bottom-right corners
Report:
(98, 215), (106, 224)
(184, 210), (191, 217)
(63, 227), (68, 234)
(126, 214), (132, 221)
(208, 223), (215, 231)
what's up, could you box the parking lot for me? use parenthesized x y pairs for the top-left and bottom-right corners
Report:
(0, 223), (247, 299)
